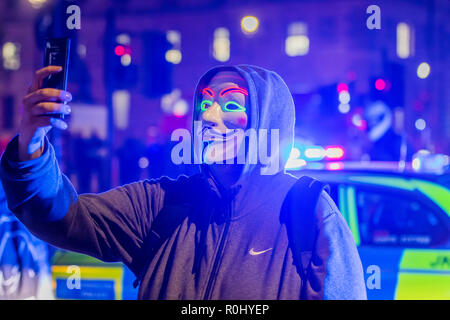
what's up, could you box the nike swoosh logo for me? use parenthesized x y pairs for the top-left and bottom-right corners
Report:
(249, 248), (273, 256)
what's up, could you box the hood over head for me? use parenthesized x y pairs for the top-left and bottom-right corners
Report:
(192, 65), (295, 183)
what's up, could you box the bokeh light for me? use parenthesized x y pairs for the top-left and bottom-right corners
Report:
(415, 118), (426, 131)
(339, 91), (351, 104)
(375, 79), (386, 91)
(417, 62), (430, 79)
(338, 103), (350, 114)
(241, 16), (259, 34)
(337, 83), (349, 93)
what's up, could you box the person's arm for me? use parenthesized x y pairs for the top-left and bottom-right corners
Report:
(304, 191), (367, 300)
(0, 134), (164, 275)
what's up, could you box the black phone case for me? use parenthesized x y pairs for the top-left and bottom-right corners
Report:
(42, 38), (71, 120)
(43, 37), (70, 90)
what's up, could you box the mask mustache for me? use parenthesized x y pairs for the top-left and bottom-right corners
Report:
(202, 127), (241, 141)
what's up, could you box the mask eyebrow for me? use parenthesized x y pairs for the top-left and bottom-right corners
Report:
(202, 87), (215, 97)
(219, 87), (248, 97)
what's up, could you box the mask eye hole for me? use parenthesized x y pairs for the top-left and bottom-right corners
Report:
(223, 101), (246, 112)
(201, 100), (213, 111)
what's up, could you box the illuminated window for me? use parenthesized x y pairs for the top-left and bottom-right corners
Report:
(396, 23), (414, 59)
(116, 33), (130, 45)
(121, 54), (132, 66)
(166, 30), (182, 64)
(285, 22), (309, 56)
(2, 42), (21, 70)
(113, 90), (130, 129)
(213, 28), (230, 62)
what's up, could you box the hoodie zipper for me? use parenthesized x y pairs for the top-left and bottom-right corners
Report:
(202, 196), (232, 300)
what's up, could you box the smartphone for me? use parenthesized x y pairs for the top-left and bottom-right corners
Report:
(42, 37), (71, 119)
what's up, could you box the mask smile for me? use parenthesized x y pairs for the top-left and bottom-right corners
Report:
(201, 127), (245, 164)
(202, 127), (241, 142)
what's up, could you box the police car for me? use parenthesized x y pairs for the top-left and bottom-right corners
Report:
(289, 159), (450, 300)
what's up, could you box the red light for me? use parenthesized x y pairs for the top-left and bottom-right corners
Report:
(337, 83), (349, 93)
(114, 45), (125, 56)
(358, 119), (367, 131)
(375, 79), (386, 91)
(325, 146), (345, 160)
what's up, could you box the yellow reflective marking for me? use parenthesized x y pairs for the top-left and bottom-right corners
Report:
(395, 272), (450, 300)
(400, 249), (450, 272)
(395, 249), (450, 300)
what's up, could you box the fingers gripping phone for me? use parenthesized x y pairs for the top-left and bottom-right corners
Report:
(42, 37), (71, 120)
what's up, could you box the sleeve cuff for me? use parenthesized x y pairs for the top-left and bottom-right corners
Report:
(0, 135), (53, 180)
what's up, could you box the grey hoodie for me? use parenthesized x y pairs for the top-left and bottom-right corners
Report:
(0, 65), (367, 299)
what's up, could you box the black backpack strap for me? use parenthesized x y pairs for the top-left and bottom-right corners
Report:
(281, 175), (330, 297)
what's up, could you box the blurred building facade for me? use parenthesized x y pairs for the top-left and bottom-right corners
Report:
(0, 0), (448, 189)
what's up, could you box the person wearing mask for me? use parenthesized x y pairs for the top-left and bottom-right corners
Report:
(0, 65), (366, 300)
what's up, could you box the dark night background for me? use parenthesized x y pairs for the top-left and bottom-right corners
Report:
(0, 0), (448, 192)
